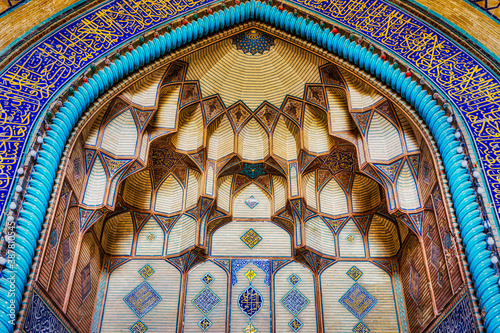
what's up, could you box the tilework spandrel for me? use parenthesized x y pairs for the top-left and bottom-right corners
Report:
(2, 0), (500, 221)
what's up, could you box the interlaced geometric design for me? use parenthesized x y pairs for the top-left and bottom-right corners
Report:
(280, 289), (310, 316)
(241, 229), (262, 249)
(339, 284), (377, 320)
(192, 288), (221, 315)
(232, 29), (275, 55)
(124, 282), (162, 318)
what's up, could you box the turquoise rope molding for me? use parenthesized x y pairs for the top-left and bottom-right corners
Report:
(0, 1), (499, 333)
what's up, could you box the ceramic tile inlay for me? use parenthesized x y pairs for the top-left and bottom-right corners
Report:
(124, 281), (162, 318)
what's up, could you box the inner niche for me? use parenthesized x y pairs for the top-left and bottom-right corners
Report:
(36, 28), (464, 333)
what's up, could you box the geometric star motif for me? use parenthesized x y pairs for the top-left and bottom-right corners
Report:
(240, 229), (262, 249)
(123, 281), (162, 318)
(130, 320), (148, 333)
(339, 284), (377, 320)
(280, 289), (310, 316)
(353, 322), (370, 333)
(192, 287), (221, 315)
(346, 266), (363, 282)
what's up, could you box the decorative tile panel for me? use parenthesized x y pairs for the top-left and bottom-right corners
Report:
(280, 289), (310, 316)
(238, 286), (263, 318)
(198, 317), (212, 331)
(232, 29), (275, 55)
(231, 259), (271, 286)
(409, 265), (420, 305)
(240, 163), (266, 179)
(245, 196), (260, 209)
(23, 291), (71, 333)
(289, 318), (303, 332)
(201, 273), (214, 286)
(346, 234), (355, 243)
(146, 233), (156, 242)
(288, 273), (301, 286)
(353, 322), (370, 333)
(431, 293), (475, 333)
(347, 266), (363, 281)
(339, 284), (377, 320)
(124, 281), (162, 318)
(138, 264), (155, 279)
(192, 288), (221, 315)
(245, 269), (257, 283)
(240, 229), (262, 249)
(244, 323), (258, 333)
(130, 320), (148, 333)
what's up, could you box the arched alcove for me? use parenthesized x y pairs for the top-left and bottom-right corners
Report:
(9, 13), (478, 333)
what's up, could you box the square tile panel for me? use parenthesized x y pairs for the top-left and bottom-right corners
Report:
(288, 273), (301, 286)
(245, 196), (259, 209)
(146, 233), (156, 242)
(346, 234), (355, 243)
(192, 287), (221, 315)
(201, 273), (214, 285)
(289, 318), (303, 332)
(339, 284), (377, 320)
(198, 317), (212, 331)
(130, 320), (148, 333)
(138, 264), (155, 279)
(353, 322), (370, 333)
(240, 229), (263, 249)
(346, 266), (363, 281)
(280, 289), (310, 316)
(124, 282), (162, 318)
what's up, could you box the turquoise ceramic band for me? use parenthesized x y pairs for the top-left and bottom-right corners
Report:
(2, 2), (498, 332)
